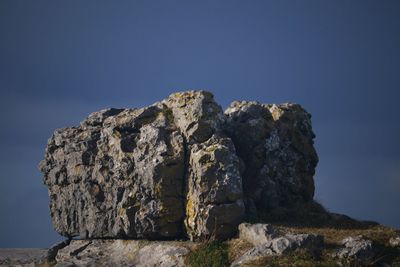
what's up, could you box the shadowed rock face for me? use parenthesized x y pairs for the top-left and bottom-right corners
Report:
(224, 101), (318, 219)
(39, 90), (317, 240)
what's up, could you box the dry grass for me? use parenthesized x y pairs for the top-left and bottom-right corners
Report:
(186, 241), (230, 267)
(282, 225), (400, 245)
(224, 225), (400, 267)
(226, 238), (253, 263)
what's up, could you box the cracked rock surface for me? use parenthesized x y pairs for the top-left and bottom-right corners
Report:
(238, 223), (281, 246)
(40, 90), (318, 240)
(233, 224), (323, 267)
(54, 239), (193, 267)
(333, 236), (376, 263)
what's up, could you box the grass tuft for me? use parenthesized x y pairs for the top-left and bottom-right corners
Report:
(186, 241), (229, 267)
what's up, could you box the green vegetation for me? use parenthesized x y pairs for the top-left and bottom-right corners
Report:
(186, 241), (229, 267)
(243, 249), (335, 267)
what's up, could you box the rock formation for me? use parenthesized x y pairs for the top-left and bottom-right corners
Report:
(39, 90), (318, 241)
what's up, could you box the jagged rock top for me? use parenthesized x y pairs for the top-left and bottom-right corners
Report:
(39, 90), (317, 241)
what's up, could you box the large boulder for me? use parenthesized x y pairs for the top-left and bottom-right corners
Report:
(39, 90), (318, 240)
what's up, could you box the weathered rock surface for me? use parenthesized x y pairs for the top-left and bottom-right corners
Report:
(40, 90), (318, 240)
(333, 236), (376, 263)
(238, 223), (280, 246)
(54, 239), (193, 267)
(233, 224), (323, 267)
(166, 91), (244, 240)
(40, 104), (187, 240)
(224, 101), (318, 219)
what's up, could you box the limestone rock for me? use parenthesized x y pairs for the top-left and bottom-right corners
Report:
(165, 91), (245, 240)
(224, 101), (318, 218)
(40, 91), (244, 240)
(55, 239), (192, 267)
(164, 91), (224, 143)
(232, 229), (323, 267)
(333, 236), (376, 263)
(185, 134), (244, 240)
(238, 223), (280, 246)
(40, 90), (318, 241)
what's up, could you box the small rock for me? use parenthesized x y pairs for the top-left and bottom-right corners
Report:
(231, 231), (323, 267)
(135, 243), (189, 267)
(238, 223), (280, 246)
(333, 236), (376, 263)
(389, 236), (400, 247)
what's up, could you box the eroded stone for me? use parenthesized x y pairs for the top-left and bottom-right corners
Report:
(40, 90), (318, 241)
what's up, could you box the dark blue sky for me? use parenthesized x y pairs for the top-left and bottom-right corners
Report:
(1, 1), (399, 248)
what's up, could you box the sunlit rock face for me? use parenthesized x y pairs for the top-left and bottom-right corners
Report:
(39, 90), (317, 240)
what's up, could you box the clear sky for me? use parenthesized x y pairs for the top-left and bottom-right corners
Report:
(0, 0), (399, 248)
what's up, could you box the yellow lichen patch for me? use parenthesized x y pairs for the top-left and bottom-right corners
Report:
(118, 207), (125, 216)
(268, 104), (284, 121)
(155, 110), (166, 121)
(205, 144), (219, 153)
(186, 197), (197, 227)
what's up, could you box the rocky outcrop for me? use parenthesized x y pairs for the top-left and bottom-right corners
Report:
(40, 90), (318, 240)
